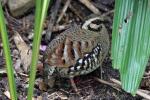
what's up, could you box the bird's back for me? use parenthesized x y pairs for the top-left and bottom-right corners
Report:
(44, 23), (109, 77)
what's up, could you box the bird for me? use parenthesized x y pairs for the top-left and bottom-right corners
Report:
(43, 15), (110, 94)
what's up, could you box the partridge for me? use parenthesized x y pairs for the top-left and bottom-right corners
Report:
(43, 16), (110, 93)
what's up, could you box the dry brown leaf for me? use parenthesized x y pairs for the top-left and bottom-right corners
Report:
(13, 32), (32, 73)
(47, 91), (68, 100)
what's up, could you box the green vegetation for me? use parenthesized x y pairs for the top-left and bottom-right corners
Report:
(1, 0), (150, 99)
(27, 0), (50, 100)
(0, 2), (17, 100)
(112, 0), (150, 95)
(0, 0), (50, 99)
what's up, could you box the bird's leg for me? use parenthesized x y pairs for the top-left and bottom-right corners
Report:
(43, 64), (56, 88)
(46, 76), (56, 88)
(69, 77), (80, 94)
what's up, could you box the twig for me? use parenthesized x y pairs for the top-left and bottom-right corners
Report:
(110, 78), (150, 100)
(94, 77), (121, 92)
(69, 4), (84, 21)
(45, 0), (62, 42)
(95, 77), (150, 99)
(60, 88), (70, 94)
(101, 10), (114, 17)
(143, 75), (150, 79)
(78, 0), (101, 15)
(139, 89), (150, 94)
(57, 0), (72, 23)
(28, 24), (70, 39)
(92, 1), (109, 12)
(18, 72), (28, 77)
(52, 24), (70, 32)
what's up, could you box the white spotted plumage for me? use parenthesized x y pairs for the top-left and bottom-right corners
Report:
(78, 59), (83, 64)
(70, 67), (75, 71)
(76, 66), (81, 70)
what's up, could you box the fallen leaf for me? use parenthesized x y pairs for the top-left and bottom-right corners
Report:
(4, 91), (10, 99)
(14, 59), (22, 73)
(13, 32), (32, 73)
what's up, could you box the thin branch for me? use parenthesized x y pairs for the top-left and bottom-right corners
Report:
(110, 78), (150, 100)
(52, 24), (70, 32)
(57, 0), (72, 23)
(95, 77), (150, 100)
(101, 10), (114, 17)
(78, 0), (101, 15)
(45, 0), (61, 42)
(69, 4), (84, 21)
(94, 77), (121, 92)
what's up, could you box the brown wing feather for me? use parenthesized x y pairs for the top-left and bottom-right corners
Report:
(45, 25), (100, 68)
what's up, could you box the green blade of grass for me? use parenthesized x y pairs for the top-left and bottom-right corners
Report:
(27, 0), (50, 100)
(0, 2), (17, 100)
(112, 0), (150, 95)
(121, 0), (150, 94)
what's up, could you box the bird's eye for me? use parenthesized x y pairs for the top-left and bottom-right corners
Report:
(91, 19), (102, 25)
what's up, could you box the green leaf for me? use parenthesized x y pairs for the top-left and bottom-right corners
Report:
(27, 0), (51, 100)
(0, 2), (17, 100)
(112, 0), (150, 95)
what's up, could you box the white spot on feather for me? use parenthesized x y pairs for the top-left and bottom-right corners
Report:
(93, 54), (97, 62)
(78, 59), (83, 64)
(85, 54), (89, 57)
(77, 66), (81, 70)
(70, 67), (75, 71)
(63, 45), (69, 62)
(97, 46), (100, 50)
(84, 60), (88, 66)
(88, 58), (92, 67)
(83, 65), (86, 68)
(70, 72), (74, 74)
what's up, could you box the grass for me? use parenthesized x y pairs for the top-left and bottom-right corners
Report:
(27, 0), (50, 100)
(0, 0), (50, 99)
(0, 2), (17, 100)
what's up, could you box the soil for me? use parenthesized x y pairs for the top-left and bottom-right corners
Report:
(0, 0), (149, 99)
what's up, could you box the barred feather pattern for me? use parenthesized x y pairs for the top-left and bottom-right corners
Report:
(44, 19), (109, 78)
